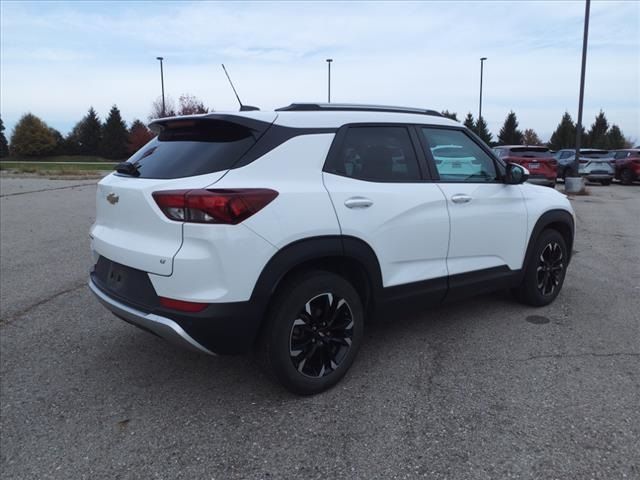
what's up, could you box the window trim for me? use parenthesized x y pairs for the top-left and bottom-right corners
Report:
(322, 123), (432, 183)
(416, 125), (506, 184)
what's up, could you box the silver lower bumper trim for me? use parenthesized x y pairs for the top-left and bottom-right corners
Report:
(89, 279), (215, 355)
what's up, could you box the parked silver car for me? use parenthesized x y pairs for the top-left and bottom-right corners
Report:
(554, 149), (614, 185)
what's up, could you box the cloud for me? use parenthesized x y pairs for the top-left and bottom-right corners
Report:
(1, 0), (638, 142)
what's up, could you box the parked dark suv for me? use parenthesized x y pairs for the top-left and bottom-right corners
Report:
(611, 149), (640, 185)
(493, 146), (557, 187)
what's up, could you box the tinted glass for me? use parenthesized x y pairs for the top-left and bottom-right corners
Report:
(326, 127), (421, 182)
(124, 120), (257, 179)
(422, 128), (497, 182)
(507, 147), (552, 158)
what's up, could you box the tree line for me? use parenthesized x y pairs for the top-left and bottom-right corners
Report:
(0, 94), (210, 160)
(0, 98), (631, 161)
(441, 109), (631, 150)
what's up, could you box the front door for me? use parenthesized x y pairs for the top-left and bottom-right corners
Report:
(419, 127), (528, 278)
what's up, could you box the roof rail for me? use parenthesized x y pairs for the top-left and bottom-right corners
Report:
(275, 103), (443, 117)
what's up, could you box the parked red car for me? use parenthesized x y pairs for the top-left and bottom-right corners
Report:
(611, 149), (640, 185)
(493, 146), (558, 187)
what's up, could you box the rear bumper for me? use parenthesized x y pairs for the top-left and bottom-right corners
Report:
(89, 278), (215, 355)
(89, 275), (264, 355)
(584, 173), (613, 181)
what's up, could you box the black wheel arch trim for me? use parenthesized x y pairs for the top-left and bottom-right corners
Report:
(523, 209), (575, 268)
(250, 235), (384, 310)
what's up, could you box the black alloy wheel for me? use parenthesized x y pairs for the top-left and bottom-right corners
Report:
(289, 293), (354, 378)
(513, 229), (568, 307)
(536, 241), (564, 297)
(260, 271), (364, 395)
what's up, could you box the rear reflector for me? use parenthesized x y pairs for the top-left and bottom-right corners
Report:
(153, 189), (278, 224)
(159, 296), (209, 313)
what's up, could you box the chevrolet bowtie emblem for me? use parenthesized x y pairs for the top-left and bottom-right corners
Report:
(107, 193), (119, 205)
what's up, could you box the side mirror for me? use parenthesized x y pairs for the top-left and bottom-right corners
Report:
(505, 163), (529, 184)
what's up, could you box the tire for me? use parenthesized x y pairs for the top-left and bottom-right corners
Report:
(600, 179), (611, 186)
(620, 168), (634, 185)
(513, 229), (568, 307)
(259, 271), (364, 395)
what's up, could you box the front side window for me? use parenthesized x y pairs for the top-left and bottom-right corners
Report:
(325, 127), (421, 182)
(422, 128), (498, 182)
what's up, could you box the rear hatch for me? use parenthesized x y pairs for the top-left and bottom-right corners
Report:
(505, 147), (557, 178)
(578, 150), (613, 174)
(90, 113), (276, 276)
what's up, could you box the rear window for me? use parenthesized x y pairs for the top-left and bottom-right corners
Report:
(507, 147), (551, 158)
(124, 120), (258, 179)
(581, 151), (610, 159)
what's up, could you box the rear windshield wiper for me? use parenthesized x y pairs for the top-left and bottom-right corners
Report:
(115, 162), (141, 177)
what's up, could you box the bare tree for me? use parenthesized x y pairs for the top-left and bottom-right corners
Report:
(177, 94), (209, 116)
(522, 128), (542, 145)
(148, 96), (176, 120)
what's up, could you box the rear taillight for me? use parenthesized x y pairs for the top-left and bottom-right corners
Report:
(579, 159), (588, 164)
(153, 189), (278, 224)
(159, 296), (209, 312)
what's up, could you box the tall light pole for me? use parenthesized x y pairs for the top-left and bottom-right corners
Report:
(479, 57), (487, 121)
(156, 56), (165, 117)
(573, 0), (591, 178)
(326, 58), (333, 103)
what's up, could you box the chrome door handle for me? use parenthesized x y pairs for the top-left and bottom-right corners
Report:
(451, 194), (472, 204)
(344, 197), (373, 209)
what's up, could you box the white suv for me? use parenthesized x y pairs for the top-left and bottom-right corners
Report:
(89, 103), (575, 395)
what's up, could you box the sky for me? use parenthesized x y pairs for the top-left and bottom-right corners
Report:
(1, 0), (639, 143)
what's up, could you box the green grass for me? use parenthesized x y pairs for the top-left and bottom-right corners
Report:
(0, 161), (117, 175)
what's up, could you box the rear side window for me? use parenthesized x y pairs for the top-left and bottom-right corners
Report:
(125, 120), (257, 179)
(422, 128), (498, 182)
(325, 127), (421, 182)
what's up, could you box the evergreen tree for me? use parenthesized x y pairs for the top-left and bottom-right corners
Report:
(100, 105), (129, 159)
(548, 112), (576, 150)
(522, 128), (542, 145)
(48, 127), (65, 155)
(62, 122), (83, 155)
(586, 110), (609, 148)
(78, 107), (102, 155)
(497, 111), (523, 145)
(607, 124), (626, 150)
(474, 117), (493, 145)
(128, 119), (155, 155)
(441, 110), (458, 122)
(463, 112), (476, 132)
(9, 113), (57, 157)
(0, 116), (9, 158)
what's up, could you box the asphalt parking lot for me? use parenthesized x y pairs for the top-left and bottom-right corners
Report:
(1, 176), (638, 479)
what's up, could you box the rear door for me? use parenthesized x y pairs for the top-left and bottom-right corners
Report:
(322, 125), (450, 290)
(91, 114), (276, 275)
(419, 127), (528, 276)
